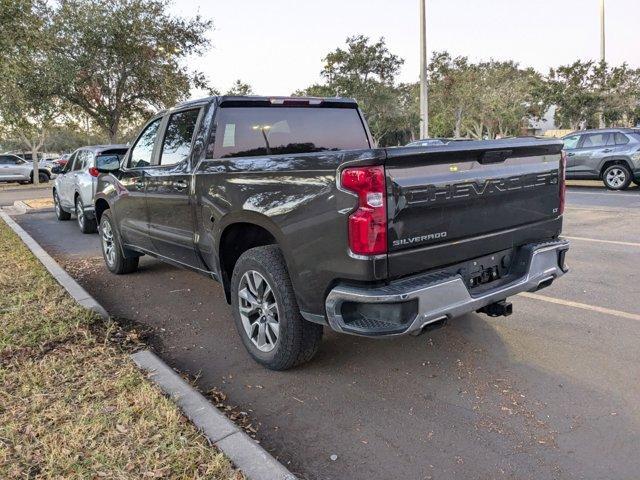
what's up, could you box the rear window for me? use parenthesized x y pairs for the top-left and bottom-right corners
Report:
(209, 107), (369, 159)
(581, 133), (610, 148)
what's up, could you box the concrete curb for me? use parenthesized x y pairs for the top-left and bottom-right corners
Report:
(0, 210), (108, 319)
(0, 210), (297, 480)
(132, 350), (297, 480)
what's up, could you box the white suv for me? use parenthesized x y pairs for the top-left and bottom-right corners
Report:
(53, 145), (128, 233)
(0, 154), (52, 184)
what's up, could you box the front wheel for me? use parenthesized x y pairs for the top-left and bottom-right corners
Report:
(99, 210), (139, 274)
(602, 164), (632, 190)
(231, 245), (323, 370)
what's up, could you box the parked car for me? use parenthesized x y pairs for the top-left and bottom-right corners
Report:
(53, 145), (129, 233)
(0, 153), (52, 184)
(93, 95), (569, 370)
(562, 128), (640, 190)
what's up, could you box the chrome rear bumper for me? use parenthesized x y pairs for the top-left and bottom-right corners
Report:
(325, 240), (569, 337)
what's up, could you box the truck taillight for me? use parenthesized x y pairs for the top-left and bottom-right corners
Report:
(88, 167), (100, 177)
(559, 151), (567, 215)
(340, 166), (387, 255)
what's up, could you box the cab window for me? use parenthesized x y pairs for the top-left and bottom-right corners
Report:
(159, 108), (201, 166)
(129, 118), (162, 168)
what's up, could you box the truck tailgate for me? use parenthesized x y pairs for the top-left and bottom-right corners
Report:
(385, 139), (564, 278)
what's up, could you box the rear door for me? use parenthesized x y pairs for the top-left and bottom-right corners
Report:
(72, 150), (95, 206)
(62, 151), (83, 206)
(55, 151), (76, 208)
(384, 140), (564, 278)
(572, 132), (612, 176)
(75, 150), (97, 207)
(146, 106), (204, 268)
(115, 117), (163, 251)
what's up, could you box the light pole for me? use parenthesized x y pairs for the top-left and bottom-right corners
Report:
(419, 0), (429, 139)
(600, 0), (606, 63)
(599, 0), (606, 128)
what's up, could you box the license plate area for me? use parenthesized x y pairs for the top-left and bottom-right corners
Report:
(457, 248), (515, 289)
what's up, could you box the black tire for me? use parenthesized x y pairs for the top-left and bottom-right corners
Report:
(231, 245), (323, 370)
(99, 210), (139, 274)
(602, 164), (632, 190)
(75, 196), (97, 234)
(54, 191), (71, 221)
(31, 171), (50, 184)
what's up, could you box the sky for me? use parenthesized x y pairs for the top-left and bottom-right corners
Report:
(170, 0), (640, 97)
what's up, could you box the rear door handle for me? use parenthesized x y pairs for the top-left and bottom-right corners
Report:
(602, 148), (613, 153)
(173, 180), (188, 191)
(567, 152), (575, 157)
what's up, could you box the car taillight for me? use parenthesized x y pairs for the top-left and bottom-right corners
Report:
(559, 151), (566, 215)
(340, 165), (387, 255)
(88, 167), (100, 177)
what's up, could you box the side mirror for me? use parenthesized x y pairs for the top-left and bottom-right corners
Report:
(96, 155), (121, 173)
(51, 165), (63, 174)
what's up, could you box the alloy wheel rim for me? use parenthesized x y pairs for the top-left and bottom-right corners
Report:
(76, 201), (84, 227)
(55, 194), (61, 216)
(606, 168), (626, 188)
(101, 220), (116, 267)
(238, 270), (280, 353)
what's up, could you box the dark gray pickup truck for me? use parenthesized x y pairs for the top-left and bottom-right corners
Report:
(94, 96), (569, 370)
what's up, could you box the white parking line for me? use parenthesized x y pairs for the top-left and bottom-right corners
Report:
(564, 236), (640, 248)
(520, 292), (640, 322)
(567, 190), (640, 198)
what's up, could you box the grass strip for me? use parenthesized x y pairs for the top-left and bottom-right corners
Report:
(0, 220), (242, 479)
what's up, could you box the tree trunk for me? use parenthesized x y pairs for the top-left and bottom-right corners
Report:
(31, 146), (39, 186)
(454, 107), (463, 138)
(108, 113), (121, 143)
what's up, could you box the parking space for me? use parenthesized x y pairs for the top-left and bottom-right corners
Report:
(7, 186), (640, 480)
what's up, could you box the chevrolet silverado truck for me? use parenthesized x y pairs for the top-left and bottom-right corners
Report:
(94, 96), (569, 370)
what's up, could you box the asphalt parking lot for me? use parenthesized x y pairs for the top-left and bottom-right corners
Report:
(7, 186), (640, 480)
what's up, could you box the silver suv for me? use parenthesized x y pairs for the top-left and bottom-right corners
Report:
(562, 128), (640, 190)
(53, 145), (128, 233)
(0, 154), (52, 184)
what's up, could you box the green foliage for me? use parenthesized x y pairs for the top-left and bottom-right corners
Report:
(297, 35), (414, 146)
(226, 80), (254, 96)
(546, 60), (640, 129)
(0, 0), (59, 183)
(427, 52), (548, 139)
(47, 0), (213, 141)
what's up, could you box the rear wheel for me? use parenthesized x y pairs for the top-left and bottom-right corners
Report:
(99, 210), (139, 274)
(75, 196), (97, 234)
(602, 164), (632, 190)
(231, 245), (323, 370)
(54, 191), (71, 221)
